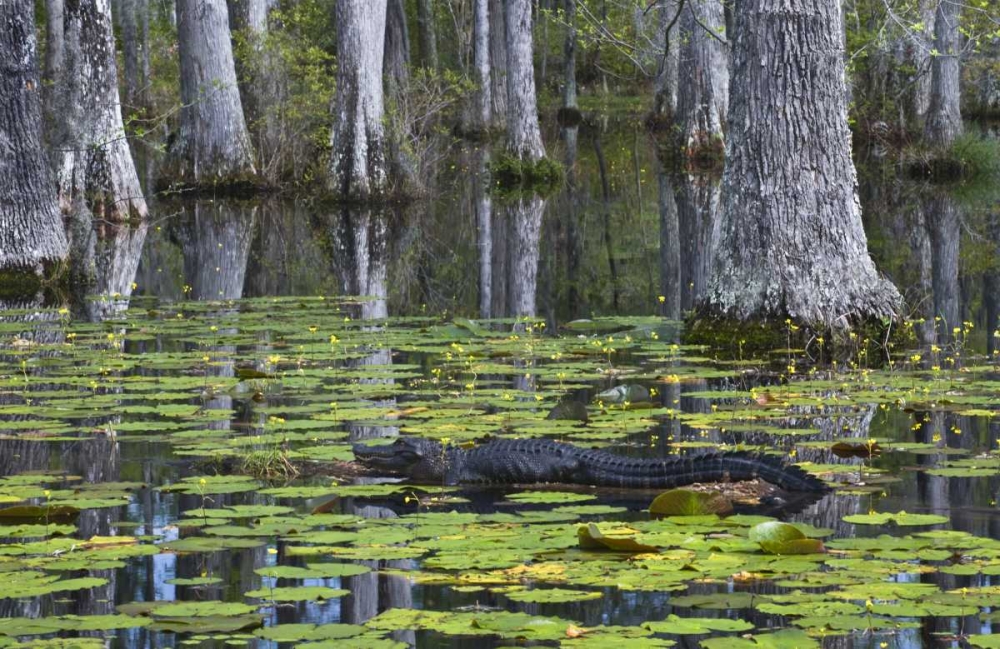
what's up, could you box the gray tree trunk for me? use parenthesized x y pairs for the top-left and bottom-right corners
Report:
(0, 3), (69, 272)
(472, 0), (492, 130)
(563, 0), (577, 110)
(912, 0), (936, 122)
(924, 0), (963, 148)
(329, 0), (388, 201)
(505, 0), (545, 161)
(416, 0), (438, 71)
(52, 0), (148, 292)
(653, 0), (680, 118)
(971, 37), (1000, 118)
(677, 173), (721, 310)
(385, 0), (410, 96)
(658, 168), (681, 319)
(702, 0), (901, 327)
(488, 0), (508, 127)
(676, 0), (728, 156)
(474, 148), (493, 318)
(503, 196), (545, 317)
(53, 0), (147, 219)
(120, 0), (140, 109)
(925, 193), (961, 342)
(43, 0), (66, 128)
(562, 125), (583, 318)
(173, 0), (256, 183)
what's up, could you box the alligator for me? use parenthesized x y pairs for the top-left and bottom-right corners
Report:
(352, 437), (830, 492)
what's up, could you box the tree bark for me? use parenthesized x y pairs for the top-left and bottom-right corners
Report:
(52, 0), (148, 292)
(53, 0), (147, 219)
(120, 0), (140, 109)
(563, 0), (577, 110)
(653, 0), (680, 118)
(329, 0), (388, 201)
(503, 196), (545, 317)
(43, 0), (66, 128)
(677, 173), (721, 311)
(658, 168), (681, 319)
(472, 0), (492, 131)
(925, 193), (961, 342)
(912, 0), (936, 123)
(173, 0), (256, 183)
(0, 3), (69, 272)
(505, 0), (545, 161)
(702, 0), (901, 327)
(488, 0), (508, 127)
(923, 0), (963, 148)
(474, 148), (493, 318)
(675, 0), (728, 157)
(384, 0), (410, 96)
(416, 0), (438, 71)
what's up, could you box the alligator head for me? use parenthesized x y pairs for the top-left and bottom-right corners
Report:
(352, 437), (449, 483)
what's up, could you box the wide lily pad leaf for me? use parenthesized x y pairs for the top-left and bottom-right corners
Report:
(842, 511), (950, 526)
(151, 601), (259, 617)
(748, 522), (825, 555)
(0, 505), (79, 524)
(255, 622), (367, 642)
(503, 587), (604, 603)
(642, 614), (754, 634)
(578, 523), (658, 553)
(245, 586), (349, 601)
(506, 491), (596, 504)
(649, 489), (733, 517)
(0, 615), (151, 636)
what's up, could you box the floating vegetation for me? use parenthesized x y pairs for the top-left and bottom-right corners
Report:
(2, 297), (1000, 646)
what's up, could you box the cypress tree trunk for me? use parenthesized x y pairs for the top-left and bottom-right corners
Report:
(653, 0), (680, 118)
(505, 0), (545, 161)
(0, 4), (69, 272)
(329, 0), (388, 201)
(416, 0), (438, 71)
(488, 0), (508, 127)
(912, 0), (936, 122)
(924, 0), (963, 148)
(503, 196), (545, 317)
(676, 0), (728, 159)
(384, 0), (410, 95)
(563, 0), (577, 110)
(121, 0), (140, 109)
(677, 173), (721, 310)
(658, 168), (681, 319)
(52, 0), (148, 294)
(474, 148), (493, 318)
(53, 0), (147, 221)
(702, 0), (900, 328)
(925, 193), (961, 341)
(472, 0), (492, 131)
(173, 0), (255, 184)
(43, 0), (66, 128)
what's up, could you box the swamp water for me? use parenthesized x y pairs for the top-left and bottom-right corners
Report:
(1, 124), (1000, 648)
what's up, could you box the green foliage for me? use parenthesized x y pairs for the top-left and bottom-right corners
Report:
(490, 154), (564, 195)
(947, 130), (1000, 180)
(230, 0), (337, 183)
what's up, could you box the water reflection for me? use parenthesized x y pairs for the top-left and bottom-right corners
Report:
(72, 220), (149, 321)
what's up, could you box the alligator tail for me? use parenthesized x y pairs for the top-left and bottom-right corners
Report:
(587, 451), (829, 492)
